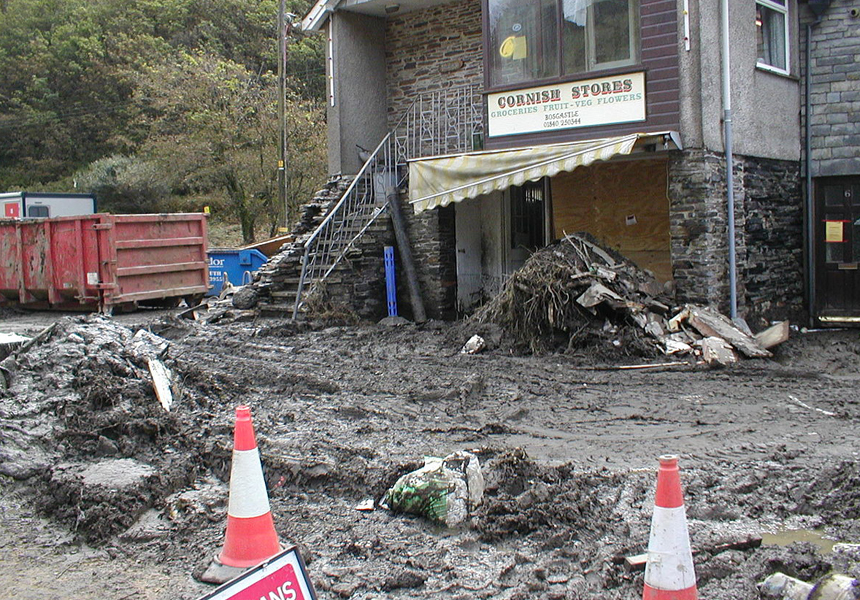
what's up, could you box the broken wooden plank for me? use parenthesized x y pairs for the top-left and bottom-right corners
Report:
(787, 394), (836, 417)
(624, 553), (648, 570)
(576, 282), (623, 308)
(13, 323), (56, 357)
(663, 338), (693, 355)
(148, 358), (173, 412)
(755, 321), (790, 350)
(567, 361), (691, 372)
(710, 534), (762, 553)
(577, 236), (618, 267)
(592, 265), (618, 282)
(732, 317), (754, 337)
(701, 336), (738, 367)
(667, 306), (691, 332)
(615, 361), (690, 371)
(687, 306), (771, 358)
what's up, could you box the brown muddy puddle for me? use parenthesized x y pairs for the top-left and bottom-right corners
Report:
(761, 528), (841, 553)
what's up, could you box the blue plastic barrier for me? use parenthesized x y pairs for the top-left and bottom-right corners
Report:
(207, 248), (268, 296)
(384, 246), (397, 317)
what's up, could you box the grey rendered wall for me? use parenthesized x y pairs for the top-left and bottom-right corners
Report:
(681, 0), (801, 160)
(803, 1), (860, 177)
(327, 13), (389, 175)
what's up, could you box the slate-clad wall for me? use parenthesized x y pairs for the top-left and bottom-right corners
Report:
(669, 150), (803, 323)
(803, 2), (860, 178)
(740, 157), (804, 321)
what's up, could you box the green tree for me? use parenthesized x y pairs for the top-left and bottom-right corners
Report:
(75, 154), (170, 213)
(137, 50), (325, 242)
(0, 0), (323, 189)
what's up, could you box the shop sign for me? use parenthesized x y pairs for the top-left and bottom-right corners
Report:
(487, 72), (646, 137)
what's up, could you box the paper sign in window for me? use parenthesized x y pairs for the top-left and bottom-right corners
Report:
(826, 221), (844, 243)
(500, 36), (528, 60)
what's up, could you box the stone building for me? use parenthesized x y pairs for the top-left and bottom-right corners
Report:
(296, 0), (858, 325)
(801, 1), (860, 324)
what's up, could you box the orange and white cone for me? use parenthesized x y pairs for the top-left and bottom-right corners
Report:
(642, 455), (698, 600)
(200, 405), (281, 583)
(218, 405), (281, 567)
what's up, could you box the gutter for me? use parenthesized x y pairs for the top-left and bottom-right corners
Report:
(720, 0), (737, 319)
(805, 0), (831, 326)
(301, 0), (340, 32)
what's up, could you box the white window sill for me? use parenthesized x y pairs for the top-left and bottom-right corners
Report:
(755, 62), (796, 80)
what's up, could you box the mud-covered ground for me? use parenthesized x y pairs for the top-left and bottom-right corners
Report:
(0, 308), (859, 600)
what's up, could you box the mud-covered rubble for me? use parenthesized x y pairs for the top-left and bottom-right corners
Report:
(0, 315), (217, 542)
(0, 313), (859, 599)
(475, 233), (786, 364)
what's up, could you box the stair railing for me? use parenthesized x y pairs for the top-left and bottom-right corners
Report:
(292, 83), (484, 318)
(292, 132), (401, 317)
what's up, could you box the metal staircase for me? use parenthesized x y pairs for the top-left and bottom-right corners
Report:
(292, 133), (403, 317)
(291, 84), (483, 318)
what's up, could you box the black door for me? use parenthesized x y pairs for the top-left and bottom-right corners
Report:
(815, 177), (860, 323)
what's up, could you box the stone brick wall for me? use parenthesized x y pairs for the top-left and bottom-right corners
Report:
(803, 2), (860, 177)
(384, 0), (484, 129)
(324, 197), (456, 322)
(669, 150), (731, 309)
(669, 149), (804, 323)
(395, 199), (457, 320)
(383, 1), (480, 320)
(737, 157), (804, 323)
(315, 217), (398, 320)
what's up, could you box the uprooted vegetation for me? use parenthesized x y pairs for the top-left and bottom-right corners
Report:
(474, 233), (782, 364)
(475, 233), (674, 355)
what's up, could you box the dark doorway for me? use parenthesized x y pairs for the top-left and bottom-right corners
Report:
(815, 177), (860, 324)
(507, 179), (548, 274)
(510, 180), (546, 252)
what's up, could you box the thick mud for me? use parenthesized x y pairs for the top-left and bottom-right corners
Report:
(0, 311), (859, 599)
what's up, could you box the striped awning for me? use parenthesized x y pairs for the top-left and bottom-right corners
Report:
(408, 133), (644, 213)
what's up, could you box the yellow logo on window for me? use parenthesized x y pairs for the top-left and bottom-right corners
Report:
(500, 35), (528, 60)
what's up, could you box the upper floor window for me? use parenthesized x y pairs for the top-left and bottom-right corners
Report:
(756, 0), (788, 74)
(488, 0), (640, 88)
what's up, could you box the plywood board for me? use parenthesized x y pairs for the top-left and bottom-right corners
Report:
(551, 158), (672, 283)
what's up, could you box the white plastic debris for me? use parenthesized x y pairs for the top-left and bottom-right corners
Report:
(461, 335), (485, 355)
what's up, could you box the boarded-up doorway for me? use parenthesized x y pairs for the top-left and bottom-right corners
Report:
(550, 157), (672, 283)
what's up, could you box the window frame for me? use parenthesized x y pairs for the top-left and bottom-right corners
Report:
(583, 0), (639, 71)
(483, 0), (641, 92)
(755, 0), (790, 76)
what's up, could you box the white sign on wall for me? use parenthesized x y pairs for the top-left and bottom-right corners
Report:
(487, 72), (646, 137)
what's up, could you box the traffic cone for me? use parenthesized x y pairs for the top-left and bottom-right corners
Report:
(200, 405), (281, 584)
(642, 455), (698, 600)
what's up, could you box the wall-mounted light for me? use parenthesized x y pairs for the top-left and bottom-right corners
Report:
(385, 4), (400, 14)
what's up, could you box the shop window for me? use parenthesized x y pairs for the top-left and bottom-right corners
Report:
(488, 0), (640, 88)
(756, 0), (788, 74)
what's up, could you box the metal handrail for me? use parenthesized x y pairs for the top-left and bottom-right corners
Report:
(292, 133), (401, 317)
(292, 83), (484, 318)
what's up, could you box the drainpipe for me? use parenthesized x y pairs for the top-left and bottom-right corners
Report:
(805, 0), (831, 326)
(720, 0), (737, 319)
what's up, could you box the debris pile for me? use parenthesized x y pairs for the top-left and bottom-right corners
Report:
(0, 315), (213, 542)
(382, 451), (484, 527)
(475, 233), (786, 362)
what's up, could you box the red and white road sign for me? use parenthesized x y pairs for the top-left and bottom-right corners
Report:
(198, 547), (317, 600)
